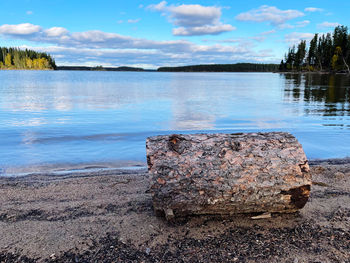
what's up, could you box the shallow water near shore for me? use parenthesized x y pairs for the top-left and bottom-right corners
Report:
(0, 71), (350, 175)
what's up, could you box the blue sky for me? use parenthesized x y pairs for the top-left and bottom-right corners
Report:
(0, 0), (348, 68)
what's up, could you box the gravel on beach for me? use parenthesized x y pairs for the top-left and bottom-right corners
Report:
(0, 159), (350, 262)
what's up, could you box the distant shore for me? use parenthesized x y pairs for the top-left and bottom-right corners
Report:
(55, 63), (279, 72)
(55, 66), (155, 72)
(4, 63), (349, 73)
(55, 66), (349, 74)
(0, 157), (349, 262)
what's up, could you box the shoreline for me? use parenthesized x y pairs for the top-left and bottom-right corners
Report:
(0, 158), (350, 262)
(1, 157), (350, 178)
(0, 160), (147, 178)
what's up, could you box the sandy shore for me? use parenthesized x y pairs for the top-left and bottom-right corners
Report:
(0, 159), (350, 262)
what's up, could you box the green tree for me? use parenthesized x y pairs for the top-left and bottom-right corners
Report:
(333, 26), (348, 53)
(333, 26), (348, 70)
(279, 60), (285, 71)
(307, 34), (318, 67)
(0, 46), (56, 70)
(295, 40), (306, 69)
(280, 25), (350, 72)
(324, 33), (333, 70)
(4, 53), (12, 67)
(285, 46), (296, 70)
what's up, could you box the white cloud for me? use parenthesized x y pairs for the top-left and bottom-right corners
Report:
(236, 5), (304, 26)
(26, 10), (33, 15)
(127, 19), (141, 24)
(147, 1), (167, 11)
(0, 23), (196, 52)
(22, 42), (275, 68)
(45, 27), (69, 37)
(217, 38), (242, 43)
(304, 7), (323, 12)
(216, 30), (276, 43)
(253, 30), (276, 42)
(1, 23), (278, 67)
(0, 23), (41, 35)
(277, 20), (309, 29)
(70, 31), (131, 44)
(147, 2), (234, 36)
(285, 32), (314, 44)
(318, 21), (340, 28)
(173, 24), (235, 36)
(261, 30), (276, 35)
(278, 24), (295, 29)
(168, 4), (222, 27)
(296, 20), (310, 27)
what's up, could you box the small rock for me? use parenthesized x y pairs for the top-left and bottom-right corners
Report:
(165, 208), (175, 220)
(335, 172), (345, 179)
(157, 178), (166, 185)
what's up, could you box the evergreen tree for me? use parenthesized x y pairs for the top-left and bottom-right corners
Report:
(285, 46), (296, 70)
(279, 60), (285, 71)
(333, 26), (348, 53)
(295, 40), (306, 69)
(307, 34), (318, 67)
(279, 25), (350, 73)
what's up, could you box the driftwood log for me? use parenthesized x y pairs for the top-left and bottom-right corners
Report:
(146, 132), (311, 220)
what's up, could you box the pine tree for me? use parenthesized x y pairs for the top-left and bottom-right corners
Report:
(307, 34), (318, 67)
(280, 25), (350, 72)
(295, 40), (306, 69)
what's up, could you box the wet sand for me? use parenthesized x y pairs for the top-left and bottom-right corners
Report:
(0, 159), (350, 262)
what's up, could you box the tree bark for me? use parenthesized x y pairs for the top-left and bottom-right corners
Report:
(146, 132), (311, 220)
(342, 56), (350, 73)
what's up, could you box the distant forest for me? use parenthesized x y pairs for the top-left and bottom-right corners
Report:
(280, 25), (350, 73)
(0, 47), (56, 70)
(56, 66), (147, 71)
(158, 63), (279, 72)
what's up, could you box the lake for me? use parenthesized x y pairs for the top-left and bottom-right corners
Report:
(0, 71), (349, 175)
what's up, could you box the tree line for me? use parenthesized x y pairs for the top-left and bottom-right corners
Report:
(56, 66), (146, 71)
(280, 25), (350, 72)
(158, 63), (279, 72)
(0, 47), (56, 70)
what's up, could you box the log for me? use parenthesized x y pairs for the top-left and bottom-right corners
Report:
(146, 132), (311, 220)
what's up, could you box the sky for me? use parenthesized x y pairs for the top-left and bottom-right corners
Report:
(0, 0), (348, 69)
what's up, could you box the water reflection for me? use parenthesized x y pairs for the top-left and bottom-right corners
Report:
(1, 71), (350, 170)
(283, 73), (350, 117)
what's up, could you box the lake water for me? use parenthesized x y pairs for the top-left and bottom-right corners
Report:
(0, 71), (349, 175)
